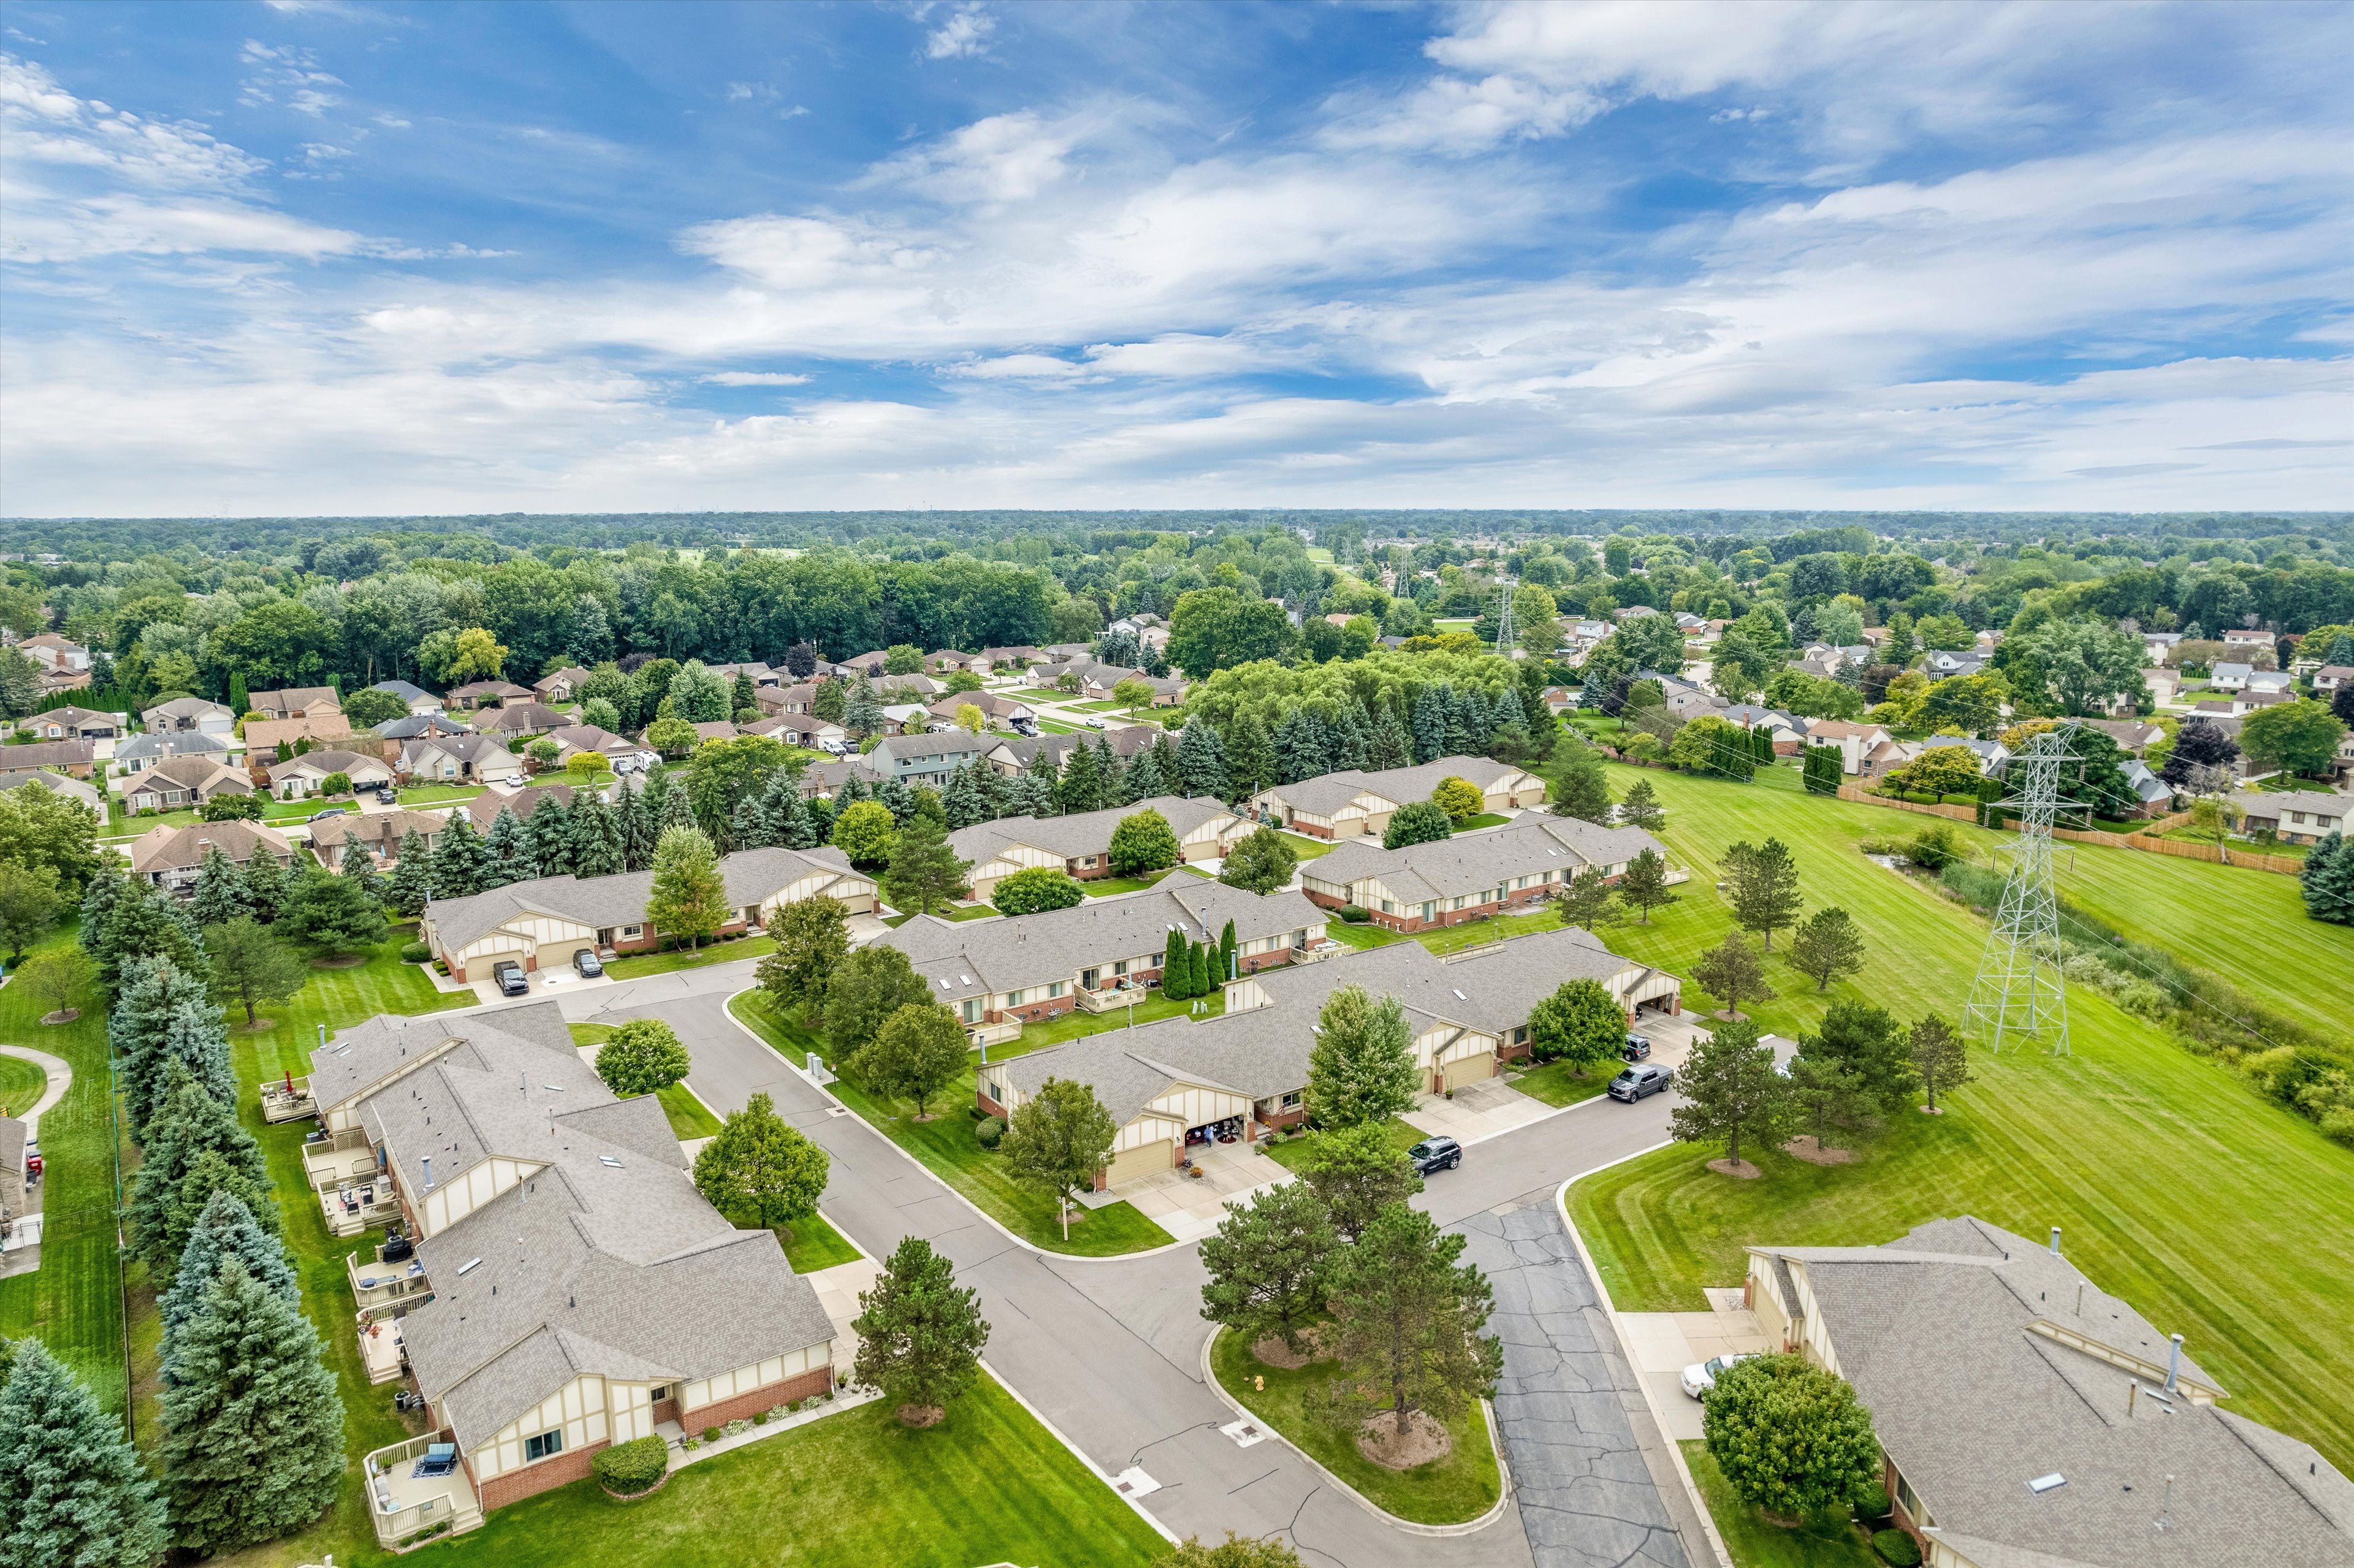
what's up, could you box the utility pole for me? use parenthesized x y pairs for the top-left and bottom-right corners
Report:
(1965, 721), (2078, 1055)
(1493, 576), (1517, 655)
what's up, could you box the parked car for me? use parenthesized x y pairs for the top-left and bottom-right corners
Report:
(1621, 1033), (1652, 1062)
(493, 772), (525, 788)
(309, 806), (348, 822)
(1407, 1136), (1462, 1175)
(375, 785), (398, 805)
(1608, 1063), (1674, 1102)
(1681, 1353), (1754, 1399)
(492, 960), (529, 997)
(571, 948), (604, 978)
(23, 1141), (40, 1179)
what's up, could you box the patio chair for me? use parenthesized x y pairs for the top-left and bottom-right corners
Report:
(411, 1443), (459, 1479)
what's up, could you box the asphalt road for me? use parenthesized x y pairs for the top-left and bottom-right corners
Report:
(549, 961), (1706, 1568)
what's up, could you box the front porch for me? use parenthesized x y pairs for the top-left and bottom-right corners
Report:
(362, 1433), (484, 1550)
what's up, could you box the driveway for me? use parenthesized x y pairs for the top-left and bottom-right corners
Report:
(527, 959), (1706, 1567)
(1407, 1078), (1555, 1146)
(1617, 1296), (1772, 1444)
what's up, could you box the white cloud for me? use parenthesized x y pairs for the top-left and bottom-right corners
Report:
(870, 108), (1084, 204)
(701, 371), (812, 386)
(1322, 72), (1599, 154)
(943, 354), (1087, 380)
(2, 53), (266, 189)
(924, 3), (995, 61)
(238, 39), (345, 115)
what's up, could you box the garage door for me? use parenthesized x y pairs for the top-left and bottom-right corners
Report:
(470, 946), (528, 978)
(1440, 1052), (1495, 1092)
(539, 938), (593, 970)
(1103, 1138), (1175, 1187)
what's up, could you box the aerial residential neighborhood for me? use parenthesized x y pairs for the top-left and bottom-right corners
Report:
(3, 6), (2352, 1568)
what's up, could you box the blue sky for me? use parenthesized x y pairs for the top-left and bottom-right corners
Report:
(2, 0), (2348, 516)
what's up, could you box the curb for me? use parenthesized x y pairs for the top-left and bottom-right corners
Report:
(981, 1359), (1182, 1547)
(1551, 1160), (1733, 1568)
(720, 988), (1207, 1265)
(1196, 1327), (1514, 1539)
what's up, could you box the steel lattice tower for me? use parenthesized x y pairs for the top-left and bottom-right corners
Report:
(1493, 576), (1517, 655)
(1964, 722), (2079, 1055)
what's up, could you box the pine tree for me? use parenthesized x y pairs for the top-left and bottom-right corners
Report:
(159, 999), (240, 1109)
(884, 813), (971, 918)
(1151, 733), (1181, 793)
(1616, 847), (1677, 924)
(386, 830), (434, 916)
(851, 1236), (989, 1425)
(0, 1339), (170, 1568)
(845, 678), (885, 738)
(93, 881), (206, 994)
(1409, 686), (1446, 763)
(617, 777), (654, 871)
(529, 795), (578, 877)
(780, 793), (821, 850)
(1192, 938), (1214, 997)
(875, 776), (915, 825)
(1617, 777), (1666, 831)
(1273, 709), (1327, 784)
(1365, 699), (1411, 770)
(940, 762), (988, 828)
(1789, 906), (1867, 991)
(189, 844), (248, 927)
(2301, 831), (2353, 925)
(1163, 930), (1192, 999)
(336, 837), (384, 904)
(657, 769), (696, 830)
(129, 1062), (276, 1272)
(77, 860), (125, 960)
(1555, 865), (1619, 930)
(1439, 683), (1478, 755)
(1219, 918), (1238, 981)
(1122, 746), (1166, 802)
(239, 851), (287, 925)
(161, 1190), (298, 1342)
(1198, 1181), (1334, 1357)
(1551, 745), (1612, 824)
(572, 790), (625, 876)
(111, 956), (215, 1140)
(1669, 1019), (1791, 1172)
(1721, 837), (1804, 951)
(1224, 713), (1278, 798)
(160, 1258), (344, 1555)
(730, 791), (775, 852)
(1314, 1203), (1501, 1441)
(1176, 720), (1232, 799)
(1057, 742), (1105, 815)
(482, 806), (533, 888)
(429, 811), (490, 897)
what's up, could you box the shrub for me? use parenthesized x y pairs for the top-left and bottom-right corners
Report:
(975, 1115), (1005, 1149)
(680, 1436), (700, 1452)
(1855, 1483), (1893, 1524)
(1872, 1529), (1922, 1566)
(1336, 904), (1370, 923)
(752, 1410), (768, 1425)
(398, 940), (429, 963)
(592, 1436), (668, 1496)
(725, 1418), (750, 1437)
(702, 1426), (722, 1443)
(768, 1403), (790, 1421)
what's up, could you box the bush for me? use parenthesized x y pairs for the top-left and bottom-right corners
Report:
(398, 940), (429, 963)
(1336, 904), (1371, 923)
(724, 1418), (750, 1437)
(592, 1435), (668, 1496)
(975, 1116), (1005, 1149)
(1855, 1483), (1892, 1524)
(702, 1426), (722, 1443)
(1872, 1529), (1922, 1566)
(752, 1409), (768, 1425)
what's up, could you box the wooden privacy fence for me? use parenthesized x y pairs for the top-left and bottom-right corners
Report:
(1835, 783), (2304, 876)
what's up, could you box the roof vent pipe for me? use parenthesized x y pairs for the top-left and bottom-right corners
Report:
(2165, 1333), (2184, 1392)
(421, 1156), (433, 1188)
(2049, 1226), (2062, 1257)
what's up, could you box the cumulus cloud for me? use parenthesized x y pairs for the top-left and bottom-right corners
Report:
(924, 3), (994, 61)
(702, 370), (812, 386)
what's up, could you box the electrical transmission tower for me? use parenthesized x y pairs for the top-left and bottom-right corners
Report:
(1964, 721), (2080, 1055)
(1493, 577), (1517, 655)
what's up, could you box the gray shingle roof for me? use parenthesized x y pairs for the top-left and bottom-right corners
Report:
(950, 796), (1233, 866)
(869, 730), (994, 767)
(128, 818), (291, 873)
(1754, 1217), (2354, 1568)
(1260, 755), (1530, 816)
(881, 882), (1324, 1002)
(113, 731), (233, 764)
(319, 1005), (832, 1453)
(425, 845), (860, 951)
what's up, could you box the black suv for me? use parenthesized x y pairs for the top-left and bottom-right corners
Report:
(1621, 1033), (1652, 1062)
(1408, 1136), (1462, 1175)
(493, 960), (529, 997)
(1608, 1063), (1674, 1102)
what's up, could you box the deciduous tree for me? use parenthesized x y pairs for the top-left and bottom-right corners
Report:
(825, 943), (935, 1054)
(1000, 1076), (1118, 1242)
(756, 896), (850, 1020)
(692, 1090), (829, 1233)
(1526, 978), (1626, 1078)
(646, 824), (727, 948)
(1108, 808), (1179, 876)
(992, 865), (1084, 915)
(1431, 775), (1483, 822)
(595, 1018), (693, 1098)
(1305, 985), (1420, 1128)
(1217, 826), (1298, 895)
(1701, 1354), (1879, 1520)
(829, 799), (897, 869)
(16, 944), (95, 1024)
(850, 1002), (969, 1119)
(1381, 800), (1452, 850)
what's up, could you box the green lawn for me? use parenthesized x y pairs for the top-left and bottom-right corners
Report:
(1080, 872), (1171, 897)
(783, 1211), (863, 1274)
(1014, 987), (1225, 1048)
(104, 797), (317, 839)
(1034, 718), (1081, 734)
(600, 932), (776, 981)
(728, 992), (1176, 1256)
(427, 1375), (1164, 1568)
(1681, 1441), (1878, 1568)
(1562, 763), (2354, 1472)
(0, 1052), (48, 1116)
(1507, 1057), (1614, 1109)
(1208, 1328), (1500, 1526)
(1276, 830), (1338, 861)
(566, 1023), (730, 1141)
(394, 783), (485, 807)
(1456, 812), (1512, 831)
(1324, 905), (1567, 958)
(0, 929), (128, 1410)
(1262, 1116), (1421, 1171)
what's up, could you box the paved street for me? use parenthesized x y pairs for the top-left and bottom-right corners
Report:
(539, 959), (1710, 1567)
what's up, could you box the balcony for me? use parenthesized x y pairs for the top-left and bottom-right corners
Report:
(357, 1313), (409, 1385)
(300, 1127), (378, 1191)
(348, 1244), (432, 1321)
(362, 1434), (483, 1550)
(259, 1075), (316, 1124)
(1074, 977), (1154, 1014)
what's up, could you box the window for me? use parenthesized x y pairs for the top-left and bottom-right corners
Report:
(524, 1429), (564, 1463)
(648, 1385), (672, 1403)
(1007, 989), (1025, 1007)
(1113, 959), (1129, 976)
(962, 999), (981, 1023)
(1049, 981), (1065, 999)
(621, 924), (643, 938)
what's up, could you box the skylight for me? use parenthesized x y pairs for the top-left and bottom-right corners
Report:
(1452, 989), (1466, 1000)
(599, 1156), (623, 1168)
(2028, 1474), (2067, 1494)
(457, 1257), (482, 1275)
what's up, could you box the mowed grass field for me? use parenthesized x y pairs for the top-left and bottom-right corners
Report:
(1563, 762), (2354, 1471)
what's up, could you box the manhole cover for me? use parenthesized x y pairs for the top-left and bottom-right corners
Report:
(1112, 1466), (1161, 1497)
(1219, 1417), (1265, 1448)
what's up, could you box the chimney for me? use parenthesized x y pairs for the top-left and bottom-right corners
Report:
(2165, 1333), (2184, 1393)
(2049, 1226), (2062, 1257)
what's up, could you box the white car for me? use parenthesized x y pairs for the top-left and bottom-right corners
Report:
(1681, 1353), (1753, 1399)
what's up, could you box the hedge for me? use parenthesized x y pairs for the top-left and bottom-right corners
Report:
(592, 1436), (668, 1496)
(1872, 1528), (1922, 1566)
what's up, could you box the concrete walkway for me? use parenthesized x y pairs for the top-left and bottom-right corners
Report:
(0, 1043), (74, 1135)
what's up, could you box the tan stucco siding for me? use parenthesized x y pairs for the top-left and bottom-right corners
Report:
(411, 1154), (547, 1237)
(470, 1374), (608, 1483)
(680, 1343), (829, 1417)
